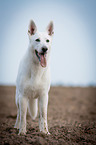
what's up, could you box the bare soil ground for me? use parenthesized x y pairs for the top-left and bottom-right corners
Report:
(0, 86), (96, 145)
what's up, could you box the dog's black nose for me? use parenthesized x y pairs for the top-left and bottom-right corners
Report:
(42, 47), (48, 53)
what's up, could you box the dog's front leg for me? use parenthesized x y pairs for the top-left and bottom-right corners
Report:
(39, 94), (50, 134)
(19, 96), (28, 135)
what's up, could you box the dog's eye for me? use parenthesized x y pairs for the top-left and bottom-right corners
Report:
(35, 39), (40, 42)
(46, 39), (49, 43)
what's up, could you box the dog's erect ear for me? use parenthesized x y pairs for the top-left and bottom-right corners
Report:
(46, 21), (54, 36)
(28, 20), (37, 35)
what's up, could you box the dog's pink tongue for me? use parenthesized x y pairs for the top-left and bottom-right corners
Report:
(40, 54), (46, 67)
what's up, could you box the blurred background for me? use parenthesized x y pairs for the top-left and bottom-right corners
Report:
(0, 0), (96, 86)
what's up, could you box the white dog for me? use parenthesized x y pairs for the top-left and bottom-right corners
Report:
(14, 20), (54, 135)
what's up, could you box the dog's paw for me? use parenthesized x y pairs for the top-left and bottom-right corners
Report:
(40, 130), (50, 135)
(14, 124), (19, 129)
(46, 132), (50, 135)
(18, 128), (26, 135)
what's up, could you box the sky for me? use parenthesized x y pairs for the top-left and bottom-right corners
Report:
(0, 0), (96, 86)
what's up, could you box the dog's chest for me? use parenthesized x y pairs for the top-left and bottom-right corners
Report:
(23, 72), (47, 98)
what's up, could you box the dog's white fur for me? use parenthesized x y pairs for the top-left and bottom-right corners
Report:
(14, 20), (54, 135)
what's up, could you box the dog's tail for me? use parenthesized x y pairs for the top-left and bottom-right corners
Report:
(28, 98), (38, 120)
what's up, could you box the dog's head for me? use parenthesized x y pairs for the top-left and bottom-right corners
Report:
(28, 20), (54, 67)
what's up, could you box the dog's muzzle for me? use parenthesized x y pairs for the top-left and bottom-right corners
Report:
(42, 47), (48, 53)
(35, 47), (48, 67)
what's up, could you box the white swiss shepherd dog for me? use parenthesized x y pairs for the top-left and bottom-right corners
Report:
(14, 20), (54, 135)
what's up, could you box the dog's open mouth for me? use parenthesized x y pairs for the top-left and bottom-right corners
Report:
(35, 50), (47, 67)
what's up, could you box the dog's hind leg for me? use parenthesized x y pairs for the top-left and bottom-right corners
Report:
(28, 98), (38, 120)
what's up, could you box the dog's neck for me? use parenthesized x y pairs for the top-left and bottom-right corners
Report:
(26, 49), (49, 82)
(30, 59), (49, 85)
